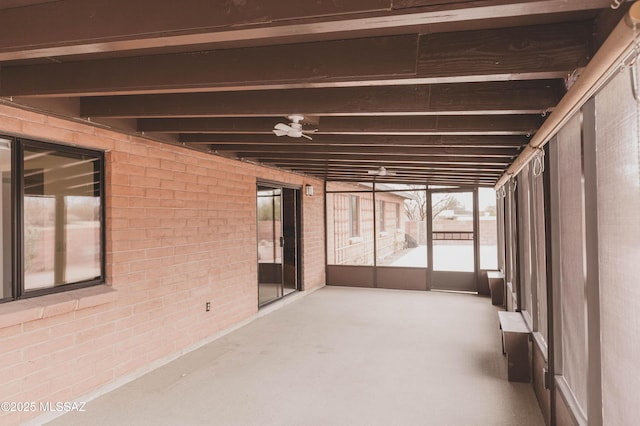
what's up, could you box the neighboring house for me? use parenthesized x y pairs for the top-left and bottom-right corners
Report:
(326, 182), (414, 266)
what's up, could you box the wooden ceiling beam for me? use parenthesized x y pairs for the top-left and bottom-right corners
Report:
(275, 169), (505, 179)
(1, 21), (593, 97)
(201, 144), (519, 157)
(318, 171), (497, 180)
(324, 177), (497, 186)
(1, 35), (417, 96)
(278, 170), (499, 177)
(303, 173), (499, 180)
(180, 134), (528, 147)
(0, 0), (610, 61)
(138, 115), (544, 135)
(262, 160), (502, 171)
(80, 80), (563, 118)
(296, 170), (501, 177)
(312, 115), (544, 136)
(265, 159), (507, 170)
(240, 153), (512, 164)
(286, 171), (501, 180)
(322, 172), (495, 181)
(416, 21), (592, 81)
(140, 117), (286, 134)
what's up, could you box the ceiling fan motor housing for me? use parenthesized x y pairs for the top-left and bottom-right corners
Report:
(288, 115), (305, 124)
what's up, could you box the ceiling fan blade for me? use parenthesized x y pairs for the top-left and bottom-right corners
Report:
(274, 123), (292, 132)
(367, 170), (377, 175)
(273, 119), (316, 140)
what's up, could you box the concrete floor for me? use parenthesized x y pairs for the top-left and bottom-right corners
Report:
(48, 287), (544, 426)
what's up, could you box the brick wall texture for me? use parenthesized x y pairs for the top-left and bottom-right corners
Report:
(0, 104), (326, 425)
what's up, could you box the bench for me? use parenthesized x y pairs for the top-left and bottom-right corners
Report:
(487, 271), (504, 306)
(498, 311), (530, 382)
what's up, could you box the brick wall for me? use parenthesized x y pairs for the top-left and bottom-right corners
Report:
(0, 104), (325, 425)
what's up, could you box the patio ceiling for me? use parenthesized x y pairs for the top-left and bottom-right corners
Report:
(0, 0), (628, 186)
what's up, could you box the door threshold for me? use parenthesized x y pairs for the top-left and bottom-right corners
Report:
(258, 289), (298, 309)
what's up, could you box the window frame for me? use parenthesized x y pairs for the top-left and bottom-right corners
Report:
(349, 195), (360, 238)
(378, 200), (385, 233)
(1, 136), (105, 303)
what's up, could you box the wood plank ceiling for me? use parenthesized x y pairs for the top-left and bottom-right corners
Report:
(0, 0), (628, 186)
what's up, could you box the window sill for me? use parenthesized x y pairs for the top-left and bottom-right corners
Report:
(0, 285), (117, 329)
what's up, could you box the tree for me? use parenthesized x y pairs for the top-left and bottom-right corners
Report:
(484, 205), (497, 216)
(431, 194), (463, 219)
(403, 188), (463, 221)
(404, 190), (428, 221)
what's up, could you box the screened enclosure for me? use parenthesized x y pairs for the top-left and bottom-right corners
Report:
(326, 182), (498, 292)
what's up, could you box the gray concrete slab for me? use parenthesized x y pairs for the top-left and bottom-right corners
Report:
(47, 287), (544, 426)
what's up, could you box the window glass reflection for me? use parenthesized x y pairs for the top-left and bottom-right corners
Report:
(23, 148), (101, 290)
(0, 140), (12, 300)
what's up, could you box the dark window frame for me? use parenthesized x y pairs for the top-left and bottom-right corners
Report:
(0, 136), (105, 303)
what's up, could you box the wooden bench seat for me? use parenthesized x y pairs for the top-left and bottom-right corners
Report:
(498, 311), (530, 382)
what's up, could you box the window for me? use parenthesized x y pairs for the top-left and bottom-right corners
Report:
(349, 195), (360, 238)
(326, 191), (373, 266)
(0, 136), (104, 303)
(377, 200), (385, 232)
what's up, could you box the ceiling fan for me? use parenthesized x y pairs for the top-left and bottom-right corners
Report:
(273, 115), (317, 140)
(367, 166), (396, 177)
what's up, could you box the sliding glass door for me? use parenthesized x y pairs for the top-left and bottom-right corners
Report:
(257, 184), (300, 307)
(257, 187), (283, 306)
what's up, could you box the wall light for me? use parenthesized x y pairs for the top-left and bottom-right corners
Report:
(305, 184), (314, 197)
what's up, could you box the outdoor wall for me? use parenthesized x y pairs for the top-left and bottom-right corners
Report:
(0, 104), (325, 425)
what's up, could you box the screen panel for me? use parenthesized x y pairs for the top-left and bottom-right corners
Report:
(532, 163), (548, 344)
(595, 63), (640, 426)
(327, 191), (374, 266)
(518, 164), (533, 320)
(556, 111), (588, 412)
